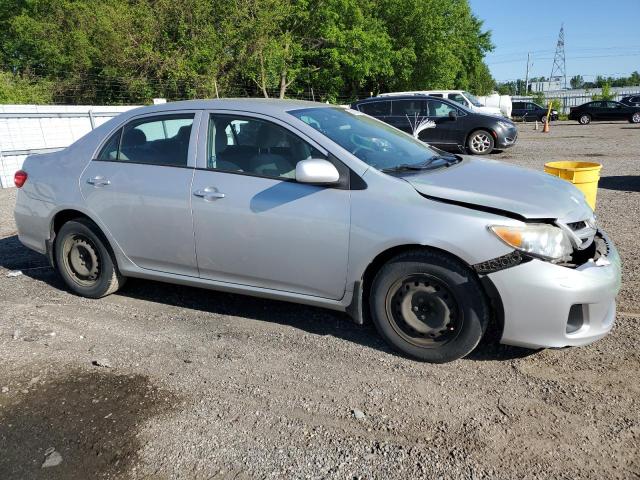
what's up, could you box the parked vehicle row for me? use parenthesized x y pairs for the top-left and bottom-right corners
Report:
(14, 98), (621, 363)
(569, 100), (640, 125)
(351, 95), (517, 155)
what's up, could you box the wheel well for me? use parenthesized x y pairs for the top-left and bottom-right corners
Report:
(52, 209), (91, 236)
(49, 210), (119, 270)
(359, 244), (504, 339)
(465, 127), (496, 147)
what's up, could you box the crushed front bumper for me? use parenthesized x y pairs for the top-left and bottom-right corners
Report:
(487, 232), (621, 349)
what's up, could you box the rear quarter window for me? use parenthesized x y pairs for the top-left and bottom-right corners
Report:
(358, 101), (391, 116)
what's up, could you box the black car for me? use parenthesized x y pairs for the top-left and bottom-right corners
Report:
(511, 101), (558, 122)
(351, 95), (517, 155)
(568, 100), (640, 125)
(620, 95), (640, 107)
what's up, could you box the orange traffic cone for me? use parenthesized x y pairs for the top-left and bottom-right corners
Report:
(542, 119), (550, 133)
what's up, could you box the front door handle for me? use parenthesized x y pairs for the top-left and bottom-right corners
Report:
(193, 187), (225, 201)
(87, 176), (110, 187)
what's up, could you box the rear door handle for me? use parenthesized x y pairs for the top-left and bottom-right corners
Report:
(193, 187), (225, 201)
(87, 176), (110, 187)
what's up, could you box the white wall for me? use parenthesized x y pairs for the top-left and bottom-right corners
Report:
(0, 105), (138, 188)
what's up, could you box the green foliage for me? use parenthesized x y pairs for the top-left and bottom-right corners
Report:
(0, 0), (496, 104)
(531, 91), (546, 107)
(591, 82), (615, 101)
(548, 97), (562, 111)
(0, 71), (53, 103)
(570, 75), (584, 89)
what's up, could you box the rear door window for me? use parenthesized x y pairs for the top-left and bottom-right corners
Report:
(358, 101), (391, 116)
(97, 114), (194, 166)
(391, 99), (426, 116)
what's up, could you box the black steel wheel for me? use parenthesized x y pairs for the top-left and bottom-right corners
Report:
(370, 250), (489, 363)
(55, 218), (125, 298)
(385, 274), (461, 348)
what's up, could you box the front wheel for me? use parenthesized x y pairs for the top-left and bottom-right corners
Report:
(54, 218), (125, 298)
(579, 114), (591, 125)
(369, 250), (489, 363)
(467, 130), (494, 155)
(630, 112), (640, 124)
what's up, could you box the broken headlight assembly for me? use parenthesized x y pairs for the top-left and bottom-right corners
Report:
(489, 224), (573, 262)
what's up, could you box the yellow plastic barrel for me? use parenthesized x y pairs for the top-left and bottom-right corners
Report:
(544, 161), (602, 209)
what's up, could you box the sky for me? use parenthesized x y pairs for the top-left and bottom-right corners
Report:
(468, 0), (640, 83)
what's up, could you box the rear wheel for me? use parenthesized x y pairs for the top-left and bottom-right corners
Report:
(630, 112), (640, 124)
(467, 130), (494, 155)
(54, 218), (125, 298)
(540, 115), (549, 124)
(369, 250), (489, 363)
(579, 114), (591, 125)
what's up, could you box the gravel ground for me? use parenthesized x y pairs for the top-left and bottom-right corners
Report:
(0, 121), (638, 479)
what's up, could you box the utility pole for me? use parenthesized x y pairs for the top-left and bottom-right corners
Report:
(524, 52), (531, 95)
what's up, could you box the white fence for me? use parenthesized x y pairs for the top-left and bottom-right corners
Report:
(0, 105), (138, 188)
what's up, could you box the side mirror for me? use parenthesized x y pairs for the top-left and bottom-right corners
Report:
(296, 159), (340, 185)
(448, 110), (458, 121)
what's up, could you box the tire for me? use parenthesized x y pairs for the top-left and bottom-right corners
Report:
(369, 250), (489, 363)
(540, 115), (548, 124)
(630, 112), (640, 124)
(467, 130), (494, 155)
(578, 114), (591, 125)
(54, 218), (125, 298)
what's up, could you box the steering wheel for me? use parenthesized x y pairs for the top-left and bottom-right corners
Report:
(350, 133), (378, 156)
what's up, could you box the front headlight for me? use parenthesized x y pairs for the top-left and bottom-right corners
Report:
(489, 224), (573, 262)
(497, 120), (513, 130)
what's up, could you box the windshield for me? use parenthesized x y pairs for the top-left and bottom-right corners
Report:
(463, 91), (483, 107)
(288, 107), (439, 170)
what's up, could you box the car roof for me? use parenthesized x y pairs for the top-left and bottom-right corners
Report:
(354, 94), (437, 103)
(120, 98), (329, 118)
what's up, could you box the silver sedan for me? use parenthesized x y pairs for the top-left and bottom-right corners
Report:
(13, 99), (621, 362)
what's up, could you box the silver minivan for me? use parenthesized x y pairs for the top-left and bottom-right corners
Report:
(13, 100), (621, 363)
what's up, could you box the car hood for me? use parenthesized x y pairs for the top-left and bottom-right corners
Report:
(403, 156), (593, 222)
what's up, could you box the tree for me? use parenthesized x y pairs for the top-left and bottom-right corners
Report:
(592, 82), (615, 101)
(0, 71), (53, 103)
(0, 0), (497, 103)
(570, 75), (584, 89)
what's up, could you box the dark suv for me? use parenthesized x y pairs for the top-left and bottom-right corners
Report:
(620, 95), (640, 107)
(511, 101), (558, 122)
(351, 95), (517, 155)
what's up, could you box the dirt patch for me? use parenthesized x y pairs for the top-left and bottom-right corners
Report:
(0, 370), (176, 479)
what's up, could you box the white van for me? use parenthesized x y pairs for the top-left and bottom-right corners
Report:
(379, 90), (504, 116)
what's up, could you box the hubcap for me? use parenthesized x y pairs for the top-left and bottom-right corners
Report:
(580, 115), (590, 124)
(471, 133), (491, 153)
(385, 274), (461, 347)
(62, 234), (100, 286)
(633, 113), (640, 123)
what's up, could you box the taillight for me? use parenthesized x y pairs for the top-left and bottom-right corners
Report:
(14, 170), (28, 188)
